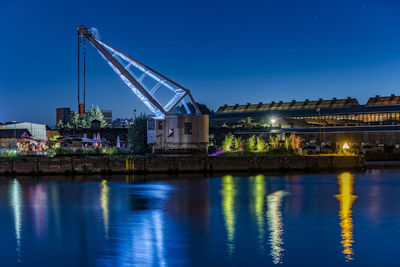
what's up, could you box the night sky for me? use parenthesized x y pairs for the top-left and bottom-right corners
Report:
(1, 0), (400, 126)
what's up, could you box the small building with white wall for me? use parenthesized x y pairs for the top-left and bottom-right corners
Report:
(0, 122), (47, 140)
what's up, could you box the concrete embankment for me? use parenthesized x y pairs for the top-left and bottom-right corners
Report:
(0, 155), (365, 176)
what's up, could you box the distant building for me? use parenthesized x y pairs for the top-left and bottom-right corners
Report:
(211, 94), (400, 146)
(56, 107), (112, 126)
(56, 108), (71, 124)
(0, 122), (47, 140)
(112, 118), (135, 128)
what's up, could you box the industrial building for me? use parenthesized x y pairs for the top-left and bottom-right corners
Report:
(0, 122), (47, 140)
(211, 94), (400, 147)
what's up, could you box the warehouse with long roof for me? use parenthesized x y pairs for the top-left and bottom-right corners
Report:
(210, 94), (400, 146)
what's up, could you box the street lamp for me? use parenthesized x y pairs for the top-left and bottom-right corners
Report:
(343, 142), (350, 155)
(271, 118), (276, 127)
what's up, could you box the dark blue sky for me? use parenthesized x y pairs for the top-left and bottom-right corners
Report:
(1, 0), (400, 125)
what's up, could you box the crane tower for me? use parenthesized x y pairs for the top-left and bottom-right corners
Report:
(77, 25), (209, 152)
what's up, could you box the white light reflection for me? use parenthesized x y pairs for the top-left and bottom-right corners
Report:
(100, 180), (110, 239)
(152, 211), (166, 267)
(9, 179), (23, 263)
(266, 190), (289, 264)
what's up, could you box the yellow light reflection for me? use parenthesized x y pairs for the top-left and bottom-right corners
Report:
(335, 172), (357, 261)
(9, 179), (23, 263)
(101, 179), (110, 239)
(221, 175), (236, 256)
(267, 190), (288, 264)
(250, 175), (266, 251)
(125, 175), (135, 183)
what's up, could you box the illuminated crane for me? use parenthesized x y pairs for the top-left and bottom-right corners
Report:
(77, 26), (208, 151)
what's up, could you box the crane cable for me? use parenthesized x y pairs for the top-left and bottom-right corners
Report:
(77, 33), (87, 117)
(83, 40), (86, 109)
(77, 31), (80, 109)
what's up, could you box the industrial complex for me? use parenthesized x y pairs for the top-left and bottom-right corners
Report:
(211, 94), (400, 148)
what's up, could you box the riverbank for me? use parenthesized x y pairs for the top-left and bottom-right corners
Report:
(0, 155), (365, 175)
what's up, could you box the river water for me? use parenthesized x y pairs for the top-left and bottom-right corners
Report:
(1, 170), (399, 266)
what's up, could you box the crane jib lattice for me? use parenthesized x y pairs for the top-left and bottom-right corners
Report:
(77, 26), (200, 119)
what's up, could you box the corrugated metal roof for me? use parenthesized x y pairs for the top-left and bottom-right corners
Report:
(366, 94), (400, 106)
(217, 97), (359, 114)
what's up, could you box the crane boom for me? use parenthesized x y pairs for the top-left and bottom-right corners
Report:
(77, 25), (201, 119)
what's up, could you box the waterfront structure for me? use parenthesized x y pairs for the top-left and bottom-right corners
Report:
(211, 94), (400, 146)
(0, 122), (47, 140)
(77, 26), (209, 152)
(0, 129), (32, 152)
(59, 127), (129, 148)
(56, 107), (112, 126)
(213, 95), (400, 128)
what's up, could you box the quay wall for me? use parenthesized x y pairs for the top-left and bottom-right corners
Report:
(0, 155), (365, 175)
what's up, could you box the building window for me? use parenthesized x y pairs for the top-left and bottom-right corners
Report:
(184, 122), (192, 135)
(147, 120), (155, 130)
(158, 121), (163, 130)
(168, 128), (174, 137)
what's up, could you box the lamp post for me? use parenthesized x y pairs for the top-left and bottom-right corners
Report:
(271, 118), (276, 127)
(317, 108), (322, 152)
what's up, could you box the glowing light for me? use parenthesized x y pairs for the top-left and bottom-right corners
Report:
(221, 175), (236, 256)
(250, 175), (266, 252)
(267, 190), (288, 264)
(343, 142), (350, 150)
(335, 172), (357, 261)
(271, 118), (276, 126)
(101, 180), (110, 239)
(9, 179), (23, 263)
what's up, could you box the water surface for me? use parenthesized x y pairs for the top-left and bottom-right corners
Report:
(1, 170), (400, 266)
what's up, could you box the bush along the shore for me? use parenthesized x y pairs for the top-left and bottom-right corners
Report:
(222, 133), (302, 155)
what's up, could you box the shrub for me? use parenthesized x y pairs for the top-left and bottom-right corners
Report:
(222, 133), (234, 152)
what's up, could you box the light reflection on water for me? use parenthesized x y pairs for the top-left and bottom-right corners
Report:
(335, 172), (356, 261)
(250, 174), (266, 253)
(266, 190), (288, 264)
(9, 179), (22, 263)
(221, 175), (236, 256)
(3, 170), (400, 266)
(100, 180), (110, 239)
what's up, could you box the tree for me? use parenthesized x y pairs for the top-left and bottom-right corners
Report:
(196, 103), (213, 114)
(173, 102), (213, 115)
(56, 120), (64, 130)
(128, 114), (149, 154)
(62, 106), (108, 129)
(83, 106), (107, 128)
(66, 111), (81, 129)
